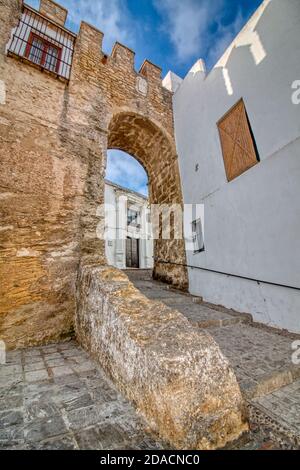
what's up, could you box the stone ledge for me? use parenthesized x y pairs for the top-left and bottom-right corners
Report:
(75, 265), (248, 449)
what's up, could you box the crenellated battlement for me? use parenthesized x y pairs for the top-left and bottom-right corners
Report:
(34, 0), (171, 93)
(74, 15), (167, 92)
(30, 0), (169, 92)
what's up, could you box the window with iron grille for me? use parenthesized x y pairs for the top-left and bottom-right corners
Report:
(25, 32), (62, 73)
(192, 219), (205, 253)
(6, 5), (75, 81)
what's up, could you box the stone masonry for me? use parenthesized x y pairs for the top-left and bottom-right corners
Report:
(76, 265), (248, 450)
(0, 0), (187, 350)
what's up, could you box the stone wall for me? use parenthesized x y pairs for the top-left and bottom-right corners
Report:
(76, 265), (248, 450)
(0, 0), (187, 349)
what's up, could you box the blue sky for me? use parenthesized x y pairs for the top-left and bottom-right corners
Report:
(27, 0), (263, 195)
(106, 150), (148, 196)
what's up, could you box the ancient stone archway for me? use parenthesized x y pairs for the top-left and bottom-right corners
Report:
(107, 111), (187, 288)
(0, 0), (188, 349)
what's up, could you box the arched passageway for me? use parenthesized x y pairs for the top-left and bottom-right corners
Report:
(105, 149), (153, 271)
(107, 112), (188, 289)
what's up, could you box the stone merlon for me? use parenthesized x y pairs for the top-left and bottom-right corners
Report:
(111, 42), (135, 69)
(40, 0), (68, 27)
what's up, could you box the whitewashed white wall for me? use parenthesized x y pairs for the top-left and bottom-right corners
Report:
(172, 0), (300, 333)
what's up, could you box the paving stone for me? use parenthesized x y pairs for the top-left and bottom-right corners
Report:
(0, 424), (24, 447)
(0, 374), (23, 389)
(131, 277), (248, 327)
(254, 380), (300, 436)
(0, 409), (23, 428)
(130, 437), (165, 450)
(53, 373), (81, 386)
(62, 349), (83, 358)
(27, 434), (78, 450)
(24, 362), (46, 372)
(0, 394), (23, 411)
(87, 382), (119, 404)
(53, 382), (85, 404)
(44, 358), (67, 367)
(50, 366), (74, 378)
(24, 400), (61, 423)
(0, 365), (23, 377)
(207, 323), (297, 398)
(24, 356), (44, 365)
(42, 353), (63, 360)
(25, 370), (49, 383)
(66, 403), (119, 431)
(5, 351), (22, 363)
(75, 424), (127, 450)
(61, 393), (94, 412)
(0, 338), (299, 450)
(70, 363), (97, 374)
(24, 415), (68, 443)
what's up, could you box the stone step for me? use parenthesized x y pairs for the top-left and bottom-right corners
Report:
(130, 280), (250, 328)
(208, 323), (300, 399)
(124, 269), (153, 281)
(128, 273), (300, 402)
(249, 380), (300, 446)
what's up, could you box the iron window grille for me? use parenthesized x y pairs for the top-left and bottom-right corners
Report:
(192, 219), (205, 253)
(6, 4), (75, 81)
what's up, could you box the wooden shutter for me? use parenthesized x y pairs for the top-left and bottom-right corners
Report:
(218, 99), (259, 182)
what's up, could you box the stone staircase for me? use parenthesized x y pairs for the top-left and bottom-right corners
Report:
(125, 269), (300, 447)
(125, 269), (300, 401)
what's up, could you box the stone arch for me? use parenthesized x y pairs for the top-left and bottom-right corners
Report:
(107, 111), (188, 289)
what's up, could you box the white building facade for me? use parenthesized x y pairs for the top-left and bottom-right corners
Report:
(105, 180), (154, 270)
(164, 0), (300, 333)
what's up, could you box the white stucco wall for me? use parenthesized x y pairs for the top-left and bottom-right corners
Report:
(173, 0), (300, 333)
(104, 182), (154, 270)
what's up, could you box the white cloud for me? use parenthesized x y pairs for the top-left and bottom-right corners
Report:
(106, 150), (148, 197)
(27, 0), (133, 52)
(153, 0), (247, 68)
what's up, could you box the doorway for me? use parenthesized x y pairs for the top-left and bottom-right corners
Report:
(126, 237), (139, 268)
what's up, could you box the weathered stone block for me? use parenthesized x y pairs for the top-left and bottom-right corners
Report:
(40, 0), (67, 26)
(76, 265), (248, 449)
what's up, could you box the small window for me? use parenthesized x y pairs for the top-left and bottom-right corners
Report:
(25, 32), (61, 74)
(192, 219), (205, 253)
(127, 208), (139, 226)
(217, 99), (260, 182)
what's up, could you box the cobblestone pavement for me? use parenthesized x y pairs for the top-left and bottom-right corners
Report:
(1, 270), (299, 450)
(208, 324), (300, 399)
(0, 342), (165, 450)
(1, 341), (299, 450)
(127, 269), (300, 448)
(127, 271), (300, 400)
